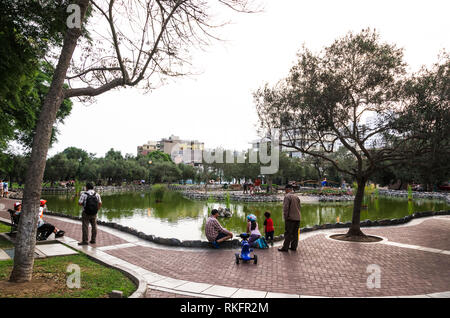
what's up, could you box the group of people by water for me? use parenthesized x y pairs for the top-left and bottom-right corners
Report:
(9, 182), (101, 244)
(205, 184), (302, 252)
(11, 199), (65, 241)
(242, 178), (262, 195)
(10, 182), (302, 251)
(0, 180), (8, 198)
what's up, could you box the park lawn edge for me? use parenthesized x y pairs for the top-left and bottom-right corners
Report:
(0, 250), (137, 298)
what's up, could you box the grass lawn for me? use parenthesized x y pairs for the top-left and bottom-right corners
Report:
(0, 253), (137, 298)
(0, 223), (11, 233)
(0, 235), (14, 249)
(0, 224), (14, 249)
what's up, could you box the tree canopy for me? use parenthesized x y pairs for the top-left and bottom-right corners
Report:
(0, 0), (74, 151)
(255, 28), (449, 236)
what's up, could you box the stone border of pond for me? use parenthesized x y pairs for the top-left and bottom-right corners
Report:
(7, 185), (152, 199)
(378, 189), (450, 203)
(43, 209), (450, 249)
(179, 190), (283, 202)
(172, 186), (450, 203)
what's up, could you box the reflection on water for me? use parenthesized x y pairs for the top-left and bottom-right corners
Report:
(43, 191), (450, 241)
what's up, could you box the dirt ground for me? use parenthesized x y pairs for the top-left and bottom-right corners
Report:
(330, 233), (383, 243)
(0, 271), (66, 298)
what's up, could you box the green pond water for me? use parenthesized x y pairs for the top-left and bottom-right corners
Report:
(43, 191), (450, 241)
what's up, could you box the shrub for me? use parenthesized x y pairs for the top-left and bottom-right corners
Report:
(151, 184), (167, 202)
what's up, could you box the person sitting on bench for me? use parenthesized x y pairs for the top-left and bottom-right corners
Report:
(13, 201), (65, 240)
(38, 200), (65, 239)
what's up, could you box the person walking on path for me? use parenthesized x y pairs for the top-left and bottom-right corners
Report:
(205, 209), (233, 248)
(278, 184), (301, 252)
(78, 182), (102, 245)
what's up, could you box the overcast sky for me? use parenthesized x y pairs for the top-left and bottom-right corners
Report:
(47, 0), (450, 158)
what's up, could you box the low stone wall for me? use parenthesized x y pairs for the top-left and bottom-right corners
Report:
(315, 189), (450, 203)
(179, 189), (450, 204)
(378, 189), (450, 204)
(169, 184), (224, 191)
(178, 190), (282, 202)
(8, 185), (151, 199)
(316, 195), (354, 202)
(41, 185), (151, 194)
(44, 209), (450, 249)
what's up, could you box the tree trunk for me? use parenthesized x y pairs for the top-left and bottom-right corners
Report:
(346, 177), (367, 237)
(9, 0), (90, 282)
(267, 175), (272, 193)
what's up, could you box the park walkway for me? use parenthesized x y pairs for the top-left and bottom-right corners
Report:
(1, 197), (449, 298)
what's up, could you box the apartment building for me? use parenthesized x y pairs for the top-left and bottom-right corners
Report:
(137, 135), (204, 165)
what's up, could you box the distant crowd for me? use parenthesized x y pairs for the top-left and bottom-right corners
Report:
(0, 180), (8, 198)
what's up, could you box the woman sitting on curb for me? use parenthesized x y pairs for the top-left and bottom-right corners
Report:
(12, 201), (65, 240)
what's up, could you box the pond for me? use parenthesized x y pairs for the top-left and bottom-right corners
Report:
(43, 190), (450, 241)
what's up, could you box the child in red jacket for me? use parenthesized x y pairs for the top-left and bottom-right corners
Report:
(263, 211), (275, 246)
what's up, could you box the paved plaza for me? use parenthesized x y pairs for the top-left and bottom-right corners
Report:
(1, 198), (449, 298)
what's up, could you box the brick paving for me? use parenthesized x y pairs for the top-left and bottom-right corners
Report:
(364, 218), (450, 251)
(2, 197), (450, 297)
(106, 230), (450, 297)
(44, 216), (128, 247)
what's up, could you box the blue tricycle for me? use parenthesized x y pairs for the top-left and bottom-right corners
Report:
(235, 233), (257, 265)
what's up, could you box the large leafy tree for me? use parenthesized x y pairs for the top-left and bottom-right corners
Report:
(256, 29), (435, 237)
(399, 54), (450, 190)
(62, 147), (90, 163)
(178, 163), (197, 183)
(137, 150), (173, 165)
(0, 1), (74, 151)
(12, 0), (255, 282)
(149, 161), (182, 184)
(44, 153), (79, 183)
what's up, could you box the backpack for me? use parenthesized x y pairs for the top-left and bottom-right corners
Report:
(253, 237), (269, 249)
(84, 192), (99, 215)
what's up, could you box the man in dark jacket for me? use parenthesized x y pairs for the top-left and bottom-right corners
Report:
(78, 183), (102, 245)
(279, 184), (301, 252)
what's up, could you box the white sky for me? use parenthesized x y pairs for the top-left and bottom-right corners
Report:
(47, 0), (450, 158)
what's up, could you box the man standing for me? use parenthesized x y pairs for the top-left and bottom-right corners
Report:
(3, 181), (8, 198)
(78, 183), (102, 245)
(254, 178), (261, 193)
(205, 209), (233, 248)
(278, 184), (301, 252)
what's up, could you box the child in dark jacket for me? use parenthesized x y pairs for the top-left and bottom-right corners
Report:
(263, 211), (274, 246)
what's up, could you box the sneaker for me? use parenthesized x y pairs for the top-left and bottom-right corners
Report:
(55, 230), (65, 238)
(89, 240), (96, 244)
(78, 241), (88, 246)
(278, 248), (289, 252)
(212, 241), (219, 249)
